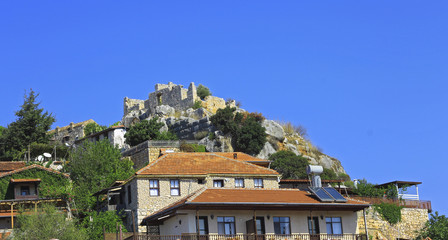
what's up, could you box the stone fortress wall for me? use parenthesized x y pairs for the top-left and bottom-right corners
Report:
(357, 207), (428, 240)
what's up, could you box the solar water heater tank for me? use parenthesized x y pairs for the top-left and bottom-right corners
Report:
(307, 165), (323, 175)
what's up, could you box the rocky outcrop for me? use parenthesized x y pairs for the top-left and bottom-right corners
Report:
(121, 82), (348, 175)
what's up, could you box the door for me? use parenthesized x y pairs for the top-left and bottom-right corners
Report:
(246, 217), (265, 240)
(198, 216), (209, 240)
(308, 217), (320, 240)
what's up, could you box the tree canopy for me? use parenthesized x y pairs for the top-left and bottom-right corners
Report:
(124, 117), (177, 147)
(417, 211), (448, 240)
(67, 139), (134, 210)
(211, 107), (267, 155)
(269, 150), (309, 179)
(1, 89), (55, 160)
(196, 84), (212, 100)
(83, 122), (107, 136)
(14, 204), (87, 240)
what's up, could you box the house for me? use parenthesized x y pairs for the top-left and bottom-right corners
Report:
(49, 119), (96, 146)
(74, 125), (128, 151)
(0, 163), (71, 230)
(113, 152), (369, 239)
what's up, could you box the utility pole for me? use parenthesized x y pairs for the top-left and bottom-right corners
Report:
(28, 144), (30, 163)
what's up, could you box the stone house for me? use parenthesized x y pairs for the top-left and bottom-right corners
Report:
(0, 163), (70, 230)
(74, 125), (128, 151)
(112, 152), (369, 239)
(49, 119), (96, 146)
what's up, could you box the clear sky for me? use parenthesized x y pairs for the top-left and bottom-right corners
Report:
(1, 1), (447, 215)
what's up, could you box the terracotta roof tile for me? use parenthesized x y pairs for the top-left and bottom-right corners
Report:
(0, 162), (26, 172)
(212, 152), (269, 162)
(190, 188), (365, 205)
(136, 153), (279, 176)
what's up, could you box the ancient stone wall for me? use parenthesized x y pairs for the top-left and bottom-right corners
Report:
(123, 97), (145, 116)
(49, 119), (95, 146)
(357, 206), (428, 240)
(145, 82), (198, 115)
(170, 117), (216, 140)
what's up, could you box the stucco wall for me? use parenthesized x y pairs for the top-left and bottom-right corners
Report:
(159, 210), (359, 235)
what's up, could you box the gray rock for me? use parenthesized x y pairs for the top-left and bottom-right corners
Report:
(285, 143), (300, 156)
(187, 108), (212, 119)
(256, 142), (276, 159)
(262, 120), (285, 141)
(155, 105), (175, 117)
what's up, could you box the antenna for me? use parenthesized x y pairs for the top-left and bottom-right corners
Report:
(37, 155), (44, 162)
(43, 152), (52, 158)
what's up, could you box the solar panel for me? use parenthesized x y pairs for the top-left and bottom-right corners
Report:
(323, 187), (347, 202)
(309, 187), (334, 202)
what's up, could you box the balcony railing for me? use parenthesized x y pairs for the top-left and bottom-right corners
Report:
(351, 196), (431, 210)
(119, 234), (368, 240)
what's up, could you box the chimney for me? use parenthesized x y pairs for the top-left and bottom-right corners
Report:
(307, 165), (324, 188)
(233, 153), (238, 159)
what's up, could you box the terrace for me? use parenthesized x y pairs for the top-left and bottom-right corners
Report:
(106, 233), (368, 240)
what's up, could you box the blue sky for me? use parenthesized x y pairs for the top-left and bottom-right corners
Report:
(1, 1), (447, 215)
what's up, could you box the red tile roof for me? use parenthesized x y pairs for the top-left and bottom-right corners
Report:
(0, 162), (26, 172)
(212, 152), (269, 163)
(136, 153), (279, 176)
(141, 188), (370, 225)
(0, 164), (69, 179)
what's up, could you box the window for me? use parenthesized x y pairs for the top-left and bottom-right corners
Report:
(198, 179), (204, 184)
(307, 216), (320, 234)
(198, 216), (209, 234)
(217, 217), (235, 235)
(254, 178), (263, 188)
(326, 217), (342, 234)
(170, 179), (180, 196)
(20, 186), (30, 196)
(273, 217), (290, 234)
(213, 180), (224, 188)
(149, 180), (159, 196)
(127, 185), (132, 204)
(235, 178), (244, 188)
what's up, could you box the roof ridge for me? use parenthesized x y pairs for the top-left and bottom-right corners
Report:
(208, 153), (279, 175)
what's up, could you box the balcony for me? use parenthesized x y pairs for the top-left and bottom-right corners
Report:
(351, 196), (431, 211)
(14, 194), (39, 200)
(113, 234), (368, 240)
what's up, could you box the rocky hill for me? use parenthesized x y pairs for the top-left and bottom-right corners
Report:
(122, 82), (346, 175)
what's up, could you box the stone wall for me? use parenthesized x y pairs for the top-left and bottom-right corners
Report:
(170, 117), (216, 140)
(145, 82), (198, 115)
(357, 207), (428, 240)
(49, 119), (95, 146)
(123, 97), (145, 116)
(122, 140), (198, 169)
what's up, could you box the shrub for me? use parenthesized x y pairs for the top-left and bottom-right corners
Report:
(321, 168), (338, 180)
(82, 211), (127, 240)
(180, 143), (206, 152)
(193, 100), (203, 109)
(197, 84), (212, 100)
(417, 211), (448, 240)
(373, 202), (403, 225)
(84, 122), (107, 136)
(124, 117), (177, 146)
(277, 121), (308, 137)
(14, 204), (87, 240)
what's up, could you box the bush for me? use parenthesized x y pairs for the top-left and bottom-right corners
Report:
(277, 121), (308, 137)
(353, 179), (398, 199)
(197, 84), (212, 100)
(321, 168), (338, 180)
(373, 202), (403, 225)
(81, 211), (127, 240)
(269, 150), (308, 179)
(180, 143), (206, 152)
(417, 211), (448, 240)
(125, 117), (177, 146)
(193, 100), (203, 110)
(14, 204), (87, 240)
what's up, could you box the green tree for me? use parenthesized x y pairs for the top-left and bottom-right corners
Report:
(321, 168), (338, 180)
(211, 107), (267, 155)
(82, 211), (127, 240)
(269, 150), (308, 179)
(417, 211), (448, 240)
(2, 89), (55, 160)
(197, 84), (212, 100)
(124, 117), (177, 147)
(67, 139), (134, 210)
(13, 204), (87, 240)
(84, 122), (107, 136)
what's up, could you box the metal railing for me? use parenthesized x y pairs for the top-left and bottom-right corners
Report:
(127, 234), (368, 240)
(351, 196), (431, 210)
